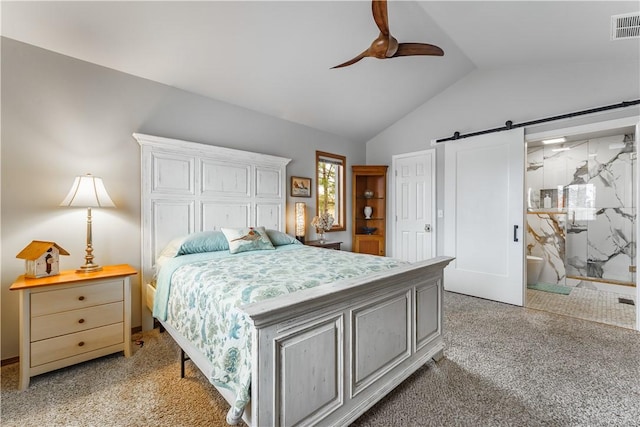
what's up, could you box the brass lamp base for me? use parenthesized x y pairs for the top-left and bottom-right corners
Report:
(76, 207), (103, 273)
(76, 263), (103, 273)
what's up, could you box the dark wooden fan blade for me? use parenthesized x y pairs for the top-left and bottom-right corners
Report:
(394, 43), (444, 57)
(372, 0), (390, 36)
(333, 1), (444, 69)
(331, 50), (369, 69)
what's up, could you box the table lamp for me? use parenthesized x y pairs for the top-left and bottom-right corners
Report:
(60, 173), (115, 272)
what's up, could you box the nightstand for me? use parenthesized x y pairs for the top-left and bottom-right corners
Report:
(10, 264), (137, 390)
(305, 240), (342, 250)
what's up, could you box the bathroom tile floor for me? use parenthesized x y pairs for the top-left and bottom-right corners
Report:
(526, 286), (636, 330)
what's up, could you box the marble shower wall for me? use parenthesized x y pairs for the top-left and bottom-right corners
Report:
(527, 212), (566, 284)
(527, 134), (636, 285)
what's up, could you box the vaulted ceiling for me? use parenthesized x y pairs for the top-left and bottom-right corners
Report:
(2, 1), (639, 143)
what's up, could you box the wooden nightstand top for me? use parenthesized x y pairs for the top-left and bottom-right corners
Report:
(10, 264), (137, 291)
(305, 240), (342, 250)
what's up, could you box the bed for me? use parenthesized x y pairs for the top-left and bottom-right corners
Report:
(135, 133), (454, 426)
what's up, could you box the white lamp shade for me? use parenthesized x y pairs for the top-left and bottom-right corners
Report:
(295, 202), (306, 237)
(60, 174), (115, 208)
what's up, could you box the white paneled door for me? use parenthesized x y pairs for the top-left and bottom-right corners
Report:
(393, 150), (436, 262)
(443, 129), (525, 306)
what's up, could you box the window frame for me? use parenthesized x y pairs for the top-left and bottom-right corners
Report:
(315, 150), (346, 232)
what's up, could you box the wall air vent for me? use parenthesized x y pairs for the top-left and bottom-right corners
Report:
(611, 12), (640, 40)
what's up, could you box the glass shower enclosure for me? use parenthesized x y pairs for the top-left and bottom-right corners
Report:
(526, 132), (636, 294)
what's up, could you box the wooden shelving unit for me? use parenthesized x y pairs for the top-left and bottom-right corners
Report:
(352, 165), (388, 256)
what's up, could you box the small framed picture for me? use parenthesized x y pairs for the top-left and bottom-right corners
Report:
(291, 176), (311, 197)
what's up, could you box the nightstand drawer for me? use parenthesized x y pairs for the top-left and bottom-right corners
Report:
(31, 301), (124, 342)
(31, 280), (123, 317)
(31, 323), (124, 367)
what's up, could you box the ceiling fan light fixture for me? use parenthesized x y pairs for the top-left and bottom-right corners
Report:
(331, 0), (444, 69)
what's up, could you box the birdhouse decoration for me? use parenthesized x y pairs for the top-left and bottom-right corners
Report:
(16, 241), (70, 278)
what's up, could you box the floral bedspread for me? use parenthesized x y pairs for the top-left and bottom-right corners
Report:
(154, 244), (406, 413)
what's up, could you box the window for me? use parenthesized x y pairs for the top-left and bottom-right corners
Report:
(316, 151), (346, 231)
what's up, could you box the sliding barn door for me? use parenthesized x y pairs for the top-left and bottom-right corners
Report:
(443, 129), (524, 306)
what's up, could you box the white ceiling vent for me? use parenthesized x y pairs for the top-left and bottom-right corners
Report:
(611, 12), (640, 40)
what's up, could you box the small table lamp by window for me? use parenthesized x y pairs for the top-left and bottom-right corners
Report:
(60, 173), (115, 272)
(295, 202), (306, 243)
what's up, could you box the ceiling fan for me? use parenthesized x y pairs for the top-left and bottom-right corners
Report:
(332, 0), (444, 69)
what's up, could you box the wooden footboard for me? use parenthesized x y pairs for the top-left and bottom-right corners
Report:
(243, 256), (453, 427)
(144, 256), (452, 426)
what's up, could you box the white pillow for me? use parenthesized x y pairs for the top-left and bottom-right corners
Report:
(154, 235), (187, 276)
(221, 226), (275, 254)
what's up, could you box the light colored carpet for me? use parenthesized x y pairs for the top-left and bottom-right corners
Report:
(3, 291), (640, 426)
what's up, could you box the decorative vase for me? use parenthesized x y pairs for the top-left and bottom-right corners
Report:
(318, 230), (326, 243)
(364, 190), (374, 199)
(364, 206), (372, 219)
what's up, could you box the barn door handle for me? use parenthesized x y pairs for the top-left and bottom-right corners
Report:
(513, 225), (519, 242)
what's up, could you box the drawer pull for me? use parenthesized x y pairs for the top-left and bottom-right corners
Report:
(78, 296), (85, 301)
(78, 341), (85, 347)
(78, 318), (85, 324)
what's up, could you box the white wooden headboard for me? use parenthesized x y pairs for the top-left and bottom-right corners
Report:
(134, 133), (291, 330)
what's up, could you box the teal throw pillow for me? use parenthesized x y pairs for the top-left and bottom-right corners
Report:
(177, 231), (230, 255)
(265, 229), (302, 246)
